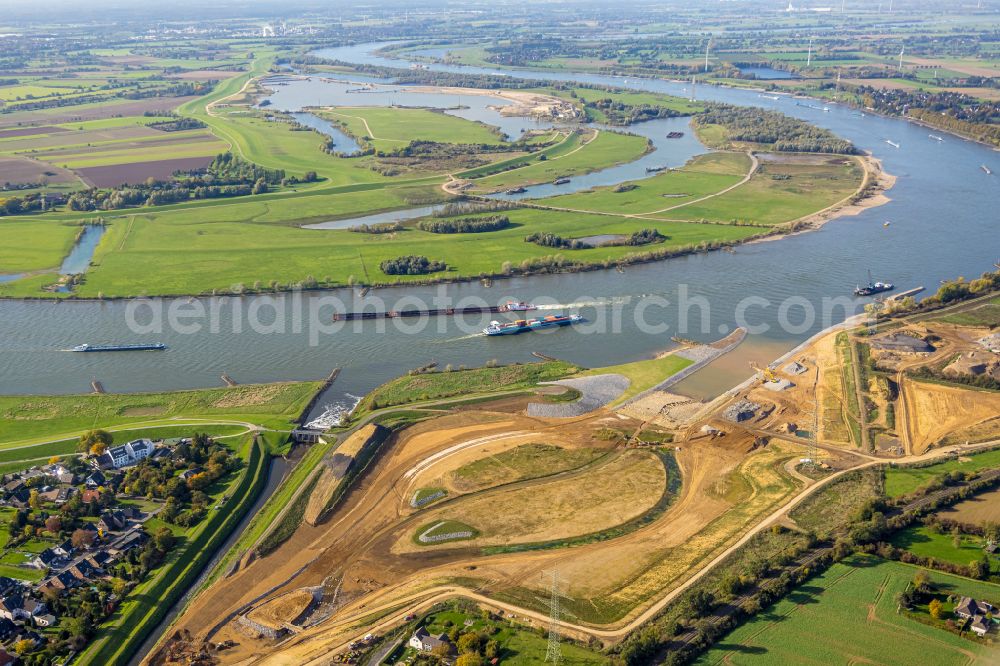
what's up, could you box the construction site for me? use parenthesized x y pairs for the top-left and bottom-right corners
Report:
(148, 293), (1000, 666)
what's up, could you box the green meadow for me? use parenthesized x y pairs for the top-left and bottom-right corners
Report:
(0, 219), (80, 273)
(0, 381), (321, 448)
(697, 556), (1000, 665)
(321, 106), (505, 150)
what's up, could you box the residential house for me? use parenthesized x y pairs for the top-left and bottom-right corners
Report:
(81, 489), (102, 504)
(0, 578), (20, 598)
(408, 626), (455, 655)
(955, 596), (994, 620)
(52, 540), (74, 558)
(30, 548), (60, 570)
(48, 465), (76, 485)
(98, 509), (128, 533)
(68, 560), (98, 582)
(8, 487), (32, 509)
(109, 529), (148, 556)
(33, 613), (57, 628)
(0, 595), (25, 621)
(84, 471), (106, 489)
(84, 550), (111, 570)
(38, 486), (74, 505)
(21, 598), (46, 620)
(179, 467), (202, 482)
(0, 618), (16, 642)
(95, 439), (154, 470)
(0, 647), (15, 665)
(40, 571), (81, 595)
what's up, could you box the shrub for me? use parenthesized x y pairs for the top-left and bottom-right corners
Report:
(417, 215), (510, 233)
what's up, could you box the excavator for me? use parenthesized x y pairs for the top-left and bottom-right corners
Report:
(749, 361), (777, 383)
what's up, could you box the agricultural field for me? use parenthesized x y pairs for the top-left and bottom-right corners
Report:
(941, 487), (1000, 525)
(697, 557), (1000, 665)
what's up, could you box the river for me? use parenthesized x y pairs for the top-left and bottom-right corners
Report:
(1, 41), (997, 417)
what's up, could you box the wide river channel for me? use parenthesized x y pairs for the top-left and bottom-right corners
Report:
(1, 42), (997, 418)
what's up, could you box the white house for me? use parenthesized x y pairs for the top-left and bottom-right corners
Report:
(96, 439), (153, 469)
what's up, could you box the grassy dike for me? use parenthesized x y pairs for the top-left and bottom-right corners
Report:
(77, 434), (270, 666)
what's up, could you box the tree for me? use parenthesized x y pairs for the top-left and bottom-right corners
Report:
(13, 639), (34, 655)
(154, 527), (175, 553)
(929, 598), (943, 619)
(455, 655), (482, 666)
(79, 429), (112, 454)
(44, 516), (62, 533)
(71, 528), (95, 550)
(48, 456), (61, 465)
(457, 632), (481, 654)
(28, 489), (40, 511)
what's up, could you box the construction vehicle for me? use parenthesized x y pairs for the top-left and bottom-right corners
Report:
(749, 361), (777, 383)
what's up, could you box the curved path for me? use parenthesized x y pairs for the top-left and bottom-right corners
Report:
(270, 436), (1000, 666)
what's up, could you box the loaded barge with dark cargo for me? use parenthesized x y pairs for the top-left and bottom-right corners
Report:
(71, 343), (167, 352)
(333, 300), (536, 322)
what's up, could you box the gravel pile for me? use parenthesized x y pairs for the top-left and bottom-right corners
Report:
(527, 374), (630, 418)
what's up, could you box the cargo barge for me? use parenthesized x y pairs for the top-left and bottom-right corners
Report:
(71, 343), (167, 352)
(333, 300), (536, 322)
(483, 313), (583, 336)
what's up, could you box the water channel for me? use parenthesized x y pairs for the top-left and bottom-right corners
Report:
(1, 42), (997, 420)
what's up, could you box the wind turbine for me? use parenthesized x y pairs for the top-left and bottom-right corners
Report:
(898, 46), (905, 72)
(806, 36), (815, 68)
(704, 39), (711, 72)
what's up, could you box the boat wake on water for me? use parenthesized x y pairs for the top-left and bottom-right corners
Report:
(305, 394), (362, 429)
(533, 296), (634, 310)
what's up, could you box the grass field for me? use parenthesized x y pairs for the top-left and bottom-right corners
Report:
(890, 525), (998, 572)
(0, 219), (81, 273)
(358, 361), (578, 411)
(663, 154), (863, 226)
(697, 556), (1000, 665)
(0, 382), (321, 448)
(449, 443), (607, 492)
(884, 447), (1000, 498)
(580, 353), (694, 402)
(532, 152), (750, 214)
(933, 296), (1000, 327)
(467, 130), (650, 191)
(321, 106), (504, 151)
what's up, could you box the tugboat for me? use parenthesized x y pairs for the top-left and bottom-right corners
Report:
(854, 270), (894, 297)
(482, 314), (583, 336)
(71, 342), (167, 352)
